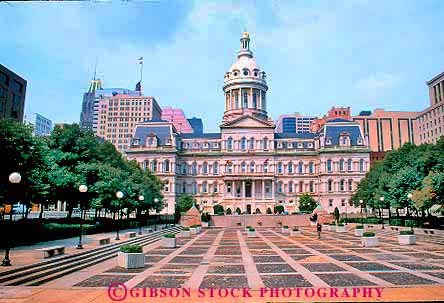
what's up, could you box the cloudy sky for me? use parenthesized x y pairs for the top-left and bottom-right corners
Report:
(1, 0), (443, 132)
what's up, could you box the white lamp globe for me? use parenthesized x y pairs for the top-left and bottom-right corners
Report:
(116, 191), (124, 199)
(139, 195), (145, 201)
(9, 172), (21, 184)
(79, 185), (88, 193)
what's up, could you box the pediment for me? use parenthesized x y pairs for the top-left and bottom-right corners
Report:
(221, 114), (275, 129)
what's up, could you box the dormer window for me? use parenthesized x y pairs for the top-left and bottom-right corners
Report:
(277, 142), (283, 148)
(357, 137), (364, 145)
(307, 142), (313, 148)
(326, 138), (332, 145)
(133, 138), (140, 146)
(243, 69), (249, 76)
(166, 139), (172, 145)
(297, 143), (303, 148)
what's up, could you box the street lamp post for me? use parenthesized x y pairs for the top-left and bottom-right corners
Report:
(359, 199), (364, 225)
(380, 196), (385, 229)
(407, 193), (414, 232)
(154, 198), (159, 231)
(345, 201), (348, 225)
(138, 195), (144, 235)
(2, 172), (21, 266)
(77, 185), (88, 249)
(115, 191), (124, 240)
(164, 202), (168, 229)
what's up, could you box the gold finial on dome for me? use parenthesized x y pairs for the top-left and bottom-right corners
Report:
(242, 31), (250, 39)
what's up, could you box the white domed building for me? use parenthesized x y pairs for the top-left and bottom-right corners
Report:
(126, 33), (370, 216)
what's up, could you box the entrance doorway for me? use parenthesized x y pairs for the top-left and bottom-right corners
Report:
(245, 181), (252, 198)
(246, 204), (252, 214)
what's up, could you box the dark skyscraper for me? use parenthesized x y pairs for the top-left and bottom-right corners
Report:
(80, 78), (102, 130)
(0, 64), (27, 122)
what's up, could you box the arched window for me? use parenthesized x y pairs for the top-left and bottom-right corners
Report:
(202, 162), (208, 174)
(249, 137), (254, 150)
(328, 179), (333, 192)
(213, 162), (218, 175)
(277, 162), (283, 174)
(309, 181), (314, 193)
(192, 162), (197, 175)
(263, 137), (268, 150)
(250, 162), (255, 172)
(347, 159), (352, 171)
(309, 161), (314, 174)
(339, 159), (344, 171)
(164, 159), (170, 172)
(263, 162), (268, 173)
(241, 162), (247, 172)
(202, 182), (208, 193)
(234, 91), (239, 108)
(359, 159), (365, 172)
(182, 182), (186, 193)
(348, 179), (353, 191)
(241, 137), (247, 150)
(299, 181), (304, 193)
(288, 162), (293, 174)
(151, 160), (157, 172)
(227, 163), (233, 173)
(340, 179), (345, 191)
(288, 182), (293, 193)
(148, 138), (153, 145)
(227, 137), (233, 150)
(327, 159), (332, 172)
(277, 182), (283, 193)
(298, 161), (303, 174)
(242, 91), (248, 108)
(181, 163), (186, 175)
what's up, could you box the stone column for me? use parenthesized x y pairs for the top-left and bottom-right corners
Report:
(271, 181), (275, 200)
(252, 180), (255, 199)
(242, 180), (246, 199)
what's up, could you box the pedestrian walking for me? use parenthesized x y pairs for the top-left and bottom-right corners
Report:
(317, 223), (322, 239)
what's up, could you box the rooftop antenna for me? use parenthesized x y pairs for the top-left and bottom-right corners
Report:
(93, 57), (98, 80)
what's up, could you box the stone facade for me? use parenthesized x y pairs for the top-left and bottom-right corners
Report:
(126, 33), (370, 215)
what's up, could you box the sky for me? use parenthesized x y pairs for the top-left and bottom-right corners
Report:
(1, 0), (443, 132)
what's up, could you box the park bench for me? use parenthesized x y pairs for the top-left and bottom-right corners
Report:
(424, 230), (435, 235)
(97, 237), (110, 245)
(36, 246), (65, 258)
(125, 232), (137, 238)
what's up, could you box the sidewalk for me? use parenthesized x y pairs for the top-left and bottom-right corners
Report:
(0, 224), (165, 272)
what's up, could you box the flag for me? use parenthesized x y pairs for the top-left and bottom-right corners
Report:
(138, 57), (143, 64)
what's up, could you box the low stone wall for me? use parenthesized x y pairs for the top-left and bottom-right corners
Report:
(211, 214), (311, 227)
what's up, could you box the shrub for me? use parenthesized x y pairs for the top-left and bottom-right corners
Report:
(400, 230), (414, 235)
(226, 208), (232, 215)
(274, 205), (284, 214)
(310, 213), (318, 222)
(283, 225), (289, 228)
(163, 233), (176, 238)
(389, 219), (402, 226)
(292, 228), (299, 231)
(363, 232), (375, 237)
(365, 218), (381, 224)
(246, 225), (251, 229)
(337, 223), (344, 226)
(235, 207), (241, 215)
(266, 207), (272, 214)
(249, 228), (255, 232)
(255, 208), (261, 214)
(190, 224), (199, 228)
(356, 225), (364, 229)
(213, 205), (224, 215)
(201, 212), (211, 222)
(182, 227), (190, 231)
(120, 245), (142, 253)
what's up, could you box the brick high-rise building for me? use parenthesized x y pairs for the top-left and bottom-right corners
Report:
(97, 94), (162, 152)
(310, 106), (351, 132)
(0, 64), (27, 122)
(417, 71), (444, 144)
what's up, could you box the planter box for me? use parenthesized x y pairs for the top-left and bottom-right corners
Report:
(336, 225), (346, 233)
(281, 228), (289, 234)
(247, 231), (256, 237)
(398, 234), (416, 245)
(202, 222), (209, 227)
(328, 225), (336, 232)
(355, 229), (365, 237)
(290, 230), (301, 236)
(190, 227), (199, 235)
(117, 252), (144, 269)
(361, 236), (378, 247)
(162, 237), (177, 248)
(180, 230), (191, 237)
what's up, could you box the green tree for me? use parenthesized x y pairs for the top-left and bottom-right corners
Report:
(177, 194), (196, 213)
(266, 207), (272, 214)
(213, 204), (224, 215)
(226, 208), (232, 215)
(298, 193), (317, 213)
(274, 205), (284, 214)
(235, 207), (241, 215)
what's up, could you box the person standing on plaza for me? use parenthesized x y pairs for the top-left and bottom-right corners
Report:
(316, 223), (322, 239)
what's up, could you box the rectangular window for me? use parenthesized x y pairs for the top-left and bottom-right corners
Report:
(329, 199), (333, 207)
(0, 72), (8, 85)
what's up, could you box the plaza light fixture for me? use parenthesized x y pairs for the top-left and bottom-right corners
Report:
(407, 193), (414, 231)
(138, 195), (144, 235)
(359, 199), (366, 225)
(154, 198), (159, 231)
(379, 196), (385, 229)
(115, 191), (123, 240)
(2, 172), (22, 266)
(77, 185), (88, 249)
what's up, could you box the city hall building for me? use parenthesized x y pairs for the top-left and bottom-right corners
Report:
(126, 33), (370, 215)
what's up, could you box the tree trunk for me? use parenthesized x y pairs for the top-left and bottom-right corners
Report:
(395, 208), (399, 217)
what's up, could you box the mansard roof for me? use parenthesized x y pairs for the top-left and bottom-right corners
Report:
(133, 125), (172, 146)
(274, 132), (316, 139)
(323, 124), (363, 145)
